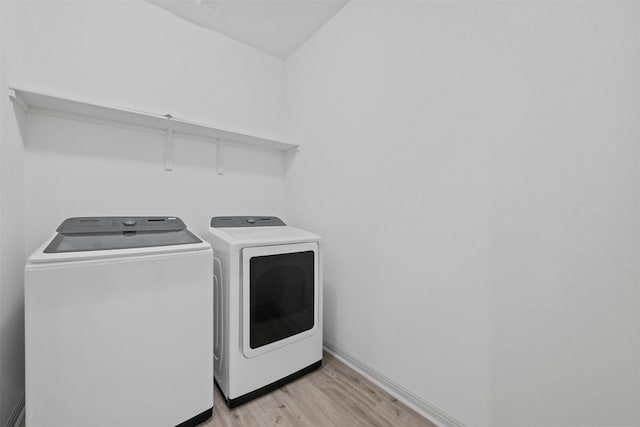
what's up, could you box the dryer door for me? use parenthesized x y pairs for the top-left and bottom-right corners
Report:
(241, 242), (318, 358)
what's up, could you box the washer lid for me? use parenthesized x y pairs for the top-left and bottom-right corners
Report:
(44, 216), (202, 253)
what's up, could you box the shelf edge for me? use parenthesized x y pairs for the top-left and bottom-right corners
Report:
(8, 86), (298, 153)
(8, 88), (29, 113)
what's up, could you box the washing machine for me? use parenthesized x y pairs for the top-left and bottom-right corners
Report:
(25, 216), (214, 427)
(205, 216), (322, 407)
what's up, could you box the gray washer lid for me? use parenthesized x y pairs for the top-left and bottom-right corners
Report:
(45, 216), (202, 253)
(57, 216), (186, 233)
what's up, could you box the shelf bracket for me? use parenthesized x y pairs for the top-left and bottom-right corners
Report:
(164, 115), (174, 171)
(217, 138), (225, 175)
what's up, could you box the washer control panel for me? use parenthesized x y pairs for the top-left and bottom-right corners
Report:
(57, 217), (186, 234)
(211, 216), (286, 228)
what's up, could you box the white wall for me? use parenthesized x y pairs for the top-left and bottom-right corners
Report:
(485, 4), (640, 425)
(285, 2), (640, 426)
(1, 1), (287, 423)
(1, 1), (27, 424)
(1, 0), (4, 419)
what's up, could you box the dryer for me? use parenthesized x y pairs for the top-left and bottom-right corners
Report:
(205, 216), (322, 407)
(25, 216), (214, 427)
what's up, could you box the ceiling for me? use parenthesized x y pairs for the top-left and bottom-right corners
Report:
(147, 0), (349, 60)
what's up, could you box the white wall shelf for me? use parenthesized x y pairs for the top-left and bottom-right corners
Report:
(8, 87), (298, 174)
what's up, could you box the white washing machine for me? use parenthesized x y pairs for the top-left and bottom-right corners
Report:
(205, 216), (322, 407)
(25, 216), (214, 427)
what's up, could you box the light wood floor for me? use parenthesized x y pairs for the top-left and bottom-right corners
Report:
(202, 351), (436, 427)
(18, 352), (435, 427)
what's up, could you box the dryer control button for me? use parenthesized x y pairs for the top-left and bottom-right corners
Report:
(123, 219), (137, 226)
(246, 217), (256, 224)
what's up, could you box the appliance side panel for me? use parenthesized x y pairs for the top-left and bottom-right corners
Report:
(225, 250), (242, 398)
(213, 248), (231, 392)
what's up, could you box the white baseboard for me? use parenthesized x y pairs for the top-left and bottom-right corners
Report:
(5, 392), (25, 427)
(323, 341), (466, 427)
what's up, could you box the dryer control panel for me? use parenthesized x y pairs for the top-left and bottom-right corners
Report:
(210, 216), (286, 228)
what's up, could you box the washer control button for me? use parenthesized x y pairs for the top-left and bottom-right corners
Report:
(246, 217), (256, 224)
(123, 219), (137, 226)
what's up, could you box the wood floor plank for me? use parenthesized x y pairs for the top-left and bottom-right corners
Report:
(201, 352), (435, 427)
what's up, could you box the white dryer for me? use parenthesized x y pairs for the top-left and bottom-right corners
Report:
(205, 216), (322, 407)
(25, 217), (214, 427)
